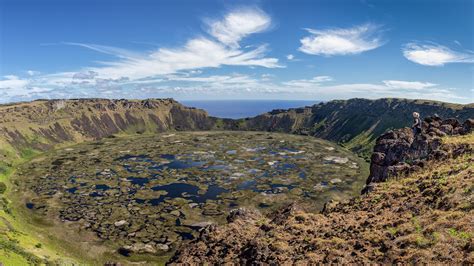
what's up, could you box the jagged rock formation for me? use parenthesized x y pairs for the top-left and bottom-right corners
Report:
(170, 118), (473, 264)
(363, 116), (473, 193)
(237, 98), (474, 158)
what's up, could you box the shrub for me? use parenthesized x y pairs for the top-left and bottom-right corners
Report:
(0, 182), (6, 194)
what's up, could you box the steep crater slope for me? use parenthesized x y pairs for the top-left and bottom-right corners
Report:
(171, 118), (473, 264)
(0, 98), (217, 176)
(236, 98), (474, 159)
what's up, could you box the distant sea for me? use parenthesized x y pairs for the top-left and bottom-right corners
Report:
(181, 100), (319, 119)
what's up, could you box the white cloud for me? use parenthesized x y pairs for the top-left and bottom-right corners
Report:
(0, 70), (469, 104)
(402, 42), (474, 66)
(59, 8), (281, 81)
(63, 42), (142, 59)
(0, 75), (53, 99)
(0, 7), (280, 101)
(166, 73), (257, 84)
(73, 70), (99, 80)
(27, 70), (40, 76)
(0, 75), (30, 90)
(283, 75), (333, 87)
(286, 54), (295, 60)
(260, 73), (274, 81)
(207, 8), (271, 48)
(135, 75), (466, 103)
(86, 38), (281, 80)
(299, 23), (384, 56)
(382, 80), (438, 90)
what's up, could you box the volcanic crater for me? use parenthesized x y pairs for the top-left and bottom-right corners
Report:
(12, 131), (368, 262)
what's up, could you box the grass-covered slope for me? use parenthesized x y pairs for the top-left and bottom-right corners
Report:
(237, 98), (474, 159)
(171, 133), (474, 264)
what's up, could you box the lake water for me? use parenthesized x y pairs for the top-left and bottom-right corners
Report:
(181, 100), (319, 119)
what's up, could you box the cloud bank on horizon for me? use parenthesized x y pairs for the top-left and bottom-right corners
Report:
(0, 0), (472, 104)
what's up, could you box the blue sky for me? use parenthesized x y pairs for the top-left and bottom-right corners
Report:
(0, 0), (473, 103)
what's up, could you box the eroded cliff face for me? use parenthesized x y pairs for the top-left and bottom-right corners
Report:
(0, 98), (218, 174)
(170, 119), (473, 264)
(238, 98), (474, 159)
(1, 98), (472, 162)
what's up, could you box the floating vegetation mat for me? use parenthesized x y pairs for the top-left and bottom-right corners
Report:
(12, 131), (368, 262)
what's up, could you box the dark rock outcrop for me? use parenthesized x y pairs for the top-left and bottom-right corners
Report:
(362, 116), (472, 193)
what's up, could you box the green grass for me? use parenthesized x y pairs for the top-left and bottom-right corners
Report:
(0, 249), (30, 266)
(0, 237), (44, 265)
(0, 145), (81, 265)
(19, 148), (38, 160)
(387, 227), (398, 236)
(447, 228), (472, 241)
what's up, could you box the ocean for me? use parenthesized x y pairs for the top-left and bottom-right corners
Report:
(181, 100), (319, 119)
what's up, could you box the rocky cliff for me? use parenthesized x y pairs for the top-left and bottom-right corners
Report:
(170, 118), (473, 264)
(237, 98), (474, 159)
(0, 98), (218, 175)
(364, 116), (473, 193)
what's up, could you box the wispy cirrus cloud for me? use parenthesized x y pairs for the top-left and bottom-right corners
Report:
(63, 42), (143, 60)
(61, 8), (281, 80)
(282, 76), (333, 87)
(84, 38), (281, 80)
(299, 23), (385, 56)
(402, 42), (474, 66)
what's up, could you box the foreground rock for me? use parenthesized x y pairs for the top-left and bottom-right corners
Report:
(363, 116), (473, 192)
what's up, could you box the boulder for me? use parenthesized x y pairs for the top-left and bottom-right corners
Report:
(156, 244), (170, 252)
(114, 220), (128, 227)
(189, 222), (214, 229)
(440, 124), (453, 134)
(387, 163), (410, 178)
(227, 208), (262, 223)
(428, 128), (446, 137)
(442, 118), (461, 128)
(430, 150), (448, 160)
(120, 243), (157, 255)
(371, 152), (385, 164)
(463, 118), (473, 133)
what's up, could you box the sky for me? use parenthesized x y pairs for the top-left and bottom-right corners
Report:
(0, 0), (473, 104)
